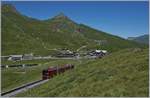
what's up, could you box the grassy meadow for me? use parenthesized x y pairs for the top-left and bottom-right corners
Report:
(1, 59), (83, 92)
(13, 48), (149, 97)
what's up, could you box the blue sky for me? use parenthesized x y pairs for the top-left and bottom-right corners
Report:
(3, 1), (149, 38)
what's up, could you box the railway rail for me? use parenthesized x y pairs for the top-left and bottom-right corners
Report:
(1, 64), (74, 97)
(1, 79), (49, 97)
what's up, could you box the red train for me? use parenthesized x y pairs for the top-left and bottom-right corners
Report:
(42, 64), (74, 80)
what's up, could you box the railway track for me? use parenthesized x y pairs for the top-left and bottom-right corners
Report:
(1, 79), (49, 97)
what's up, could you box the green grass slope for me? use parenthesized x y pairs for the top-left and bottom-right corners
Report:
(2, 4), (49, 55)
(79, 24), (146, 51)
(2, 4), (146, 56)
(16, 48), (149, 97)
(1, 59), (80, 92)
(1, 4), (91, 55)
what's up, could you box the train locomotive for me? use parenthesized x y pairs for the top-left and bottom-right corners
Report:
(42, 64), (74, 80)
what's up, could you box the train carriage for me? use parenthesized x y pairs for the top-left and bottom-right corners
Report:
(42, 64), (74, 80)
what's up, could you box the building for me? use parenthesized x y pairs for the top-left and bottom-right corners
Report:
(8, 55), (23, 61)
(95, 50), (107, 54)
(88, 49), (108, 58)
(22, 53), (33, 60)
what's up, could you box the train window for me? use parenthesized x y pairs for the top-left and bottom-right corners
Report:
(42, 70), (48, 75)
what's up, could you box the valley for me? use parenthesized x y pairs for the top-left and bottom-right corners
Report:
(1, 3), (149, 97)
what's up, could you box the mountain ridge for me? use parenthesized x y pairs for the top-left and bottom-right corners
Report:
(127, 34), (149, 45)
(2, 4), (146, 56)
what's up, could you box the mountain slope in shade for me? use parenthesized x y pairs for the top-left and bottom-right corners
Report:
(1, 4), (146, 56)
(127, 34), (149, 45)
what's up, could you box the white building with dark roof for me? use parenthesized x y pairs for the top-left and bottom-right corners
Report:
(8, 55), (23, 61)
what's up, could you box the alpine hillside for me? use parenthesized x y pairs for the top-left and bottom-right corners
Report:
(127, 34), (149, 45)
(2, 4), (146, 56)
